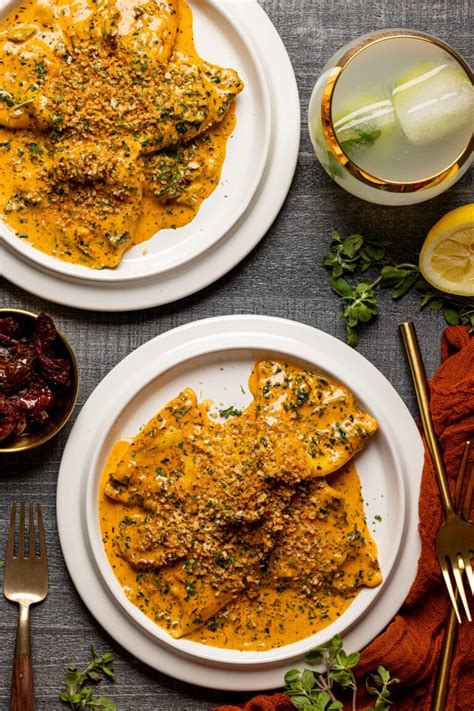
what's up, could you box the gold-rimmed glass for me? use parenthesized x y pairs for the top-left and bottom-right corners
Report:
(309, 30), (473, 205)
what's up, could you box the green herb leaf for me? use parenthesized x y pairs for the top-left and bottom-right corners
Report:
(392, 272), (418, 299)
(323, 229), (472, 347)
(429, 298), (444, 311)
(366, 666), (399, 710)
(342, 233), (364, 258)
(301, 669), (315, 691)
(285, 669), (301, 684)
(219, 405), (242, 418)
(59, 646), (116, 710)
(285, 635), (397, 710)
(380, 266), (407, 287)
(345, 652), (360, 668)
(340, 127), (381, 155)
(305, 649), (324, 665)
(443, 307), (460, 326)
(328, 276), (353, 298)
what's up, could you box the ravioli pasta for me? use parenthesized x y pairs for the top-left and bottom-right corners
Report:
(99, 360), (382, 651)
(0, 0), (243, 268)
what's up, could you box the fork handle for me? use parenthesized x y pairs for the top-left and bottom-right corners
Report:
(399, 322), (454, 515)
(11, 656), (34, 711)
(11, 604), (34, 711)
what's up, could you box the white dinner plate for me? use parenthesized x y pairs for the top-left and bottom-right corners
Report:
(57, 316), (424, 690)
(0, 0), (300, 310)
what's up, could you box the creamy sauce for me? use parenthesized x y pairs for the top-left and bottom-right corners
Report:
(134, 109), (235, 243)
(99, 360), (382, 651)
(0, 0), (242, 268)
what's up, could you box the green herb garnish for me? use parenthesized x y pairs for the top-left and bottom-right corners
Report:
(324, 229), (473, 347)
(285, 634), (398, 711)
(27, 142), (42, 155)
(35, 61), (46, 83)
(340, 127), (381, 155)
(219, 405), (242, 418)
(59, 644), (116, 710)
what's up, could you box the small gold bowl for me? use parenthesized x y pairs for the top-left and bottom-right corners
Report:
(0, 308), (79, 453)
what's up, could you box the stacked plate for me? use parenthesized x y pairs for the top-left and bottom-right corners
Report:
(0, 0), (300, 312)
(57, 315), (423, 690)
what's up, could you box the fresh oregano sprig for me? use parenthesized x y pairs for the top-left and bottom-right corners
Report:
(328, 277), (380, 348)
(322, 229), (386, 277)
(366, 666), (399, 711)
(324, 229), (474, 347)
(59, 644), (117, 710)
(285, 634), (398, 711)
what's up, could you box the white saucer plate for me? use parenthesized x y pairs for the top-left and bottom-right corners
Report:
(0, 0), (300, 310)
(57, 316), (424, 690)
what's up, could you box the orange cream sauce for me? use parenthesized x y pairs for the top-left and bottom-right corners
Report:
(133, 108), (235, 244)
(99, 462), (378, 650)
(0, 0), (240, 268)
(98, 360), (382, 651)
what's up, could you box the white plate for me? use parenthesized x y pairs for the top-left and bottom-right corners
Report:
(1, 0), (271, 284)
(0, 0), (300, 309)
(85, 332), (405, 668)
(57, 316), (424, 690)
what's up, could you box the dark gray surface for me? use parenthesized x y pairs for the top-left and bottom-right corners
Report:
(0, 1), (472, 709)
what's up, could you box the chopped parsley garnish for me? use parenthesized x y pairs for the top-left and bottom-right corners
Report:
(219, 405), (242, 418)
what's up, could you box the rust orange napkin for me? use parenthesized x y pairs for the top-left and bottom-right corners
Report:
(216, 326), (474, 711)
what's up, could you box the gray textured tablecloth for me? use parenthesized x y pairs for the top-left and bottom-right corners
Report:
(0, 1), (472, 708)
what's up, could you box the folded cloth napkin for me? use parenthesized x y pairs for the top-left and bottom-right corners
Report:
(216, 326), (474, 711)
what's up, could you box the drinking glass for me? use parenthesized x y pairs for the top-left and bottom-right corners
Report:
(308, 30), (473, 205)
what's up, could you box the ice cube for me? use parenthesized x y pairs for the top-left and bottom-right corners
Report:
(392, 62), (474, 145)
(333, 94), (396, 155)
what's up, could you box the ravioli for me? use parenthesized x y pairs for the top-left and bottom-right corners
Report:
(99, 359), (381, 650)
(268, 465), (381, 592)
(249, 359), (378, 482)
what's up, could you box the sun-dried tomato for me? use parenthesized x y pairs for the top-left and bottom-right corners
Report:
(14, 375), (55, 419)
(0, 421), (17, 440)
(0, 392), (22, 419)
(0, 312), (72, 443)
(0, 334), (35, 393)
(33, 313), (71, 389)
(0, 317), (24, 339)
(0, 393), (26, 439)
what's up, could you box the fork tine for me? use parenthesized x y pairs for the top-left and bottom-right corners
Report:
(451, 557), (472, 622)
(455, 441), (470, 509)
(462, 553), (474, 596)
(6, 503), (16, 559)
(462, 466), (473, 523)
(440, 558), (462, 623)
(37, 504), (46, 559)
(18, 503), (25, 558)
(28, 503), (35, 559)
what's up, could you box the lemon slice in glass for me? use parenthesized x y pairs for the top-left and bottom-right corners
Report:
(419, 204), (474, 297)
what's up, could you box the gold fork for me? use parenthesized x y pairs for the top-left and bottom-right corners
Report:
(432, 441), (473, 711)
(400, 322), (474, 622)
(3, 503), (48, 711)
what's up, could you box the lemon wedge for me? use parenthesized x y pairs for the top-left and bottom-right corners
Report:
(419, 204), (474, 297)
